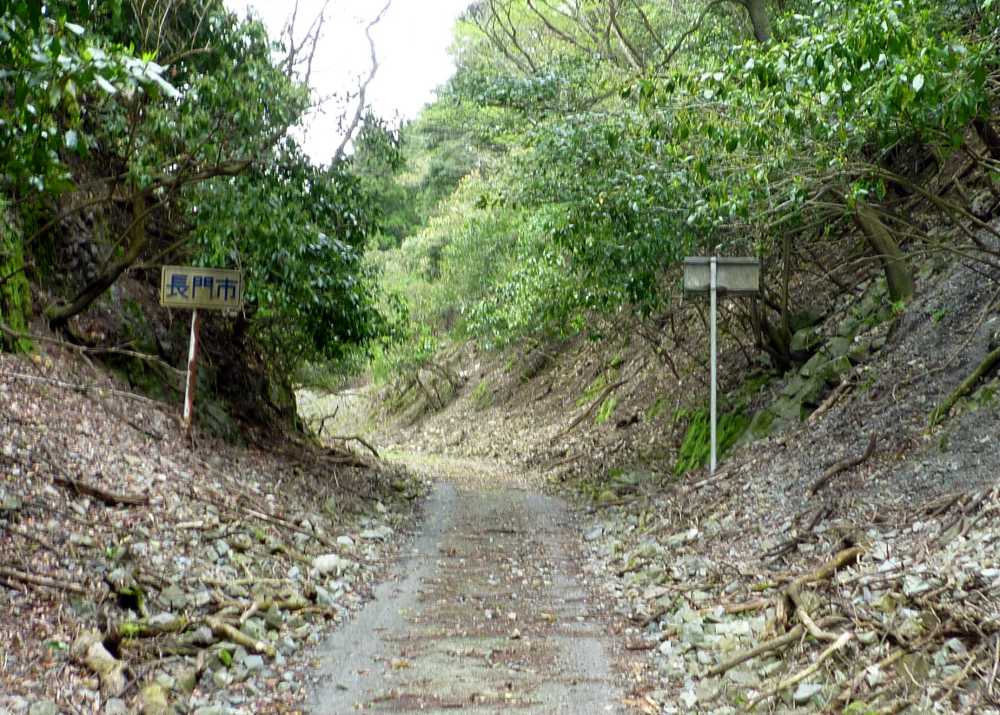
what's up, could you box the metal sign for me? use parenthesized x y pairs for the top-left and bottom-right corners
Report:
(683, 256), (761, 475)
(683, 257), (760, 295)
(160, 266), (243, 311)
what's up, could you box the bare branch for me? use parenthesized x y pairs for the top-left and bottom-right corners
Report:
(333, 0), (393, 162)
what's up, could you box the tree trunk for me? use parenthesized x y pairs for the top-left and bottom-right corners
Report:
(751, 301), (793, 372)
(743, 0), (771, 42)
(974, 117), (1000, 162)
(46, 192), (150, 328)
(854, 204), (914, 303)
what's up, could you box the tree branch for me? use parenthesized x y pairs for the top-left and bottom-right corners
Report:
(333, 0), (393, 162)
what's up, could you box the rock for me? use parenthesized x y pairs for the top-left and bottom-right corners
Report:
(103, 699), (128, 715)
(312, 554), (357, 576)
(72, 631), (126, 697)
(240, 618), (267, 642)
(792, 682), (823, 704)
(192, 707), (227, 715)
(315, 585), (338, 608)
(360, 525), (393, 541)
(159, 585), (188, 610)
(149, 612), (181, 631)
(791, 327), (822, 355)
(243, 655), (264, 672)
(28, 702), (59, 715)
(584, 526), (604, 542)
(175, 667), (199, 694)
(971, 189), (995, 220)
(139, 683), (170, 715)
(212, 668), (232, 689)
(595, 489), (618, 505)
(336, 535), (355, 547)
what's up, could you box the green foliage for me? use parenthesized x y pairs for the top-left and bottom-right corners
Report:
(0, 200), (31, 351)
(191, 147), (399, 375)
(673, 408), (751, 476)
(371, 0), (998, 354)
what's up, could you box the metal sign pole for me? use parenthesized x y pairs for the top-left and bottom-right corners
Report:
(182, 308), (201, 432)
(710, 257), (718, 475)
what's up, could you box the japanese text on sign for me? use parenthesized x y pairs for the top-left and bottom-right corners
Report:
(160, 266), (243, 310)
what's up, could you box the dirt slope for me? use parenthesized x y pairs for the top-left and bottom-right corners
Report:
(1, 343), (422, 715)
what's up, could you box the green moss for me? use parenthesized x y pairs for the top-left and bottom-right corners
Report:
(673, 408), (750, 476)
(471, 379), (493, 410)
(594, 395), (617, 425)
(0, 201), (32, 352)
(577, 373), (608, 407)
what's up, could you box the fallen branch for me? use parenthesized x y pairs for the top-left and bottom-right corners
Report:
(0, 566), (87, 594)
(54, 476), (149, 507)
(808, 434), (877, 495)
(807, 377), (855, 424)
(0, 370), (166, 407)
(707, 624), (805, 676)
(749, 631), (854, 709)
(929, 344), (1000, 427)
(206, 617), (275, 657)
(328, 434), (380, 460)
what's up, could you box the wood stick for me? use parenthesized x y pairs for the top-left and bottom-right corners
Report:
(808, 434), (877, 495)
(205, 617), (275, 657)
(0, 566), (87, 594)
(329, 435), (380, 460)
(706, 624), (805, 676)
(750, 631), (853, 709)
(53, 476), (149, 507)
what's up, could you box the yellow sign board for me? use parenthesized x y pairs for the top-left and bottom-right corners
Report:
(160, 266), (243, 310)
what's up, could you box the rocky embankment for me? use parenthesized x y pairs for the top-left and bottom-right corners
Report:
(0, 348), (424, 714)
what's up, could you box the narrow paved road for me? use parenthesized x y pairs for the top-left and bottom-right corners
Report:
(309, 456), (633, 714)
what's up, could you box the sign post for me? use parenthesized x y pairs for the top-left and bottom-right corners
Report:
(683, 257), (761, 475)
(160, 266), (243, 432)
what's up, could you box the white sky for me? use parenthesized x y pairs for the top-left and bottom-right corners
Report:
(224, 0), (471, 163)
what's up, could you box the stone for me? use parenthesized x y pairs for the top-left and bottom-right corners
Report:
(584, 526), (604, 542)
(312, 554), (357, 576)
(315, 585), (338, 608)
(149, 612), (181, 631)
(139, 683), (170, 715)
(240, 618), (266, 642)
(159, 585), (188, 610)
(103, 699), (128, 715)
(792, 682), (823, 704)
(243, 655), (264, 672)
(73, 631), (126, 697)
(360, 525), (393, 541)
(791, 327), (822, 355)
(192, 707), (226, 715)
(28, 702), (59, 715)
(175, 667), (198, 694)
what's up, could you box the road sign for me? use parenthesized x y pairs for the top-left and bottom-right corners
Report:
(160, 266), (243, 311)
(683, 256), (761, 475)
(683, 257), (760, 295)
(159, 266), (243, 435)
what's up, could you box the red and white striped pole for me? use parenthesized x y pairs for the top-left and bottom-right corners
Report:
(182, 308), (201, 433)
